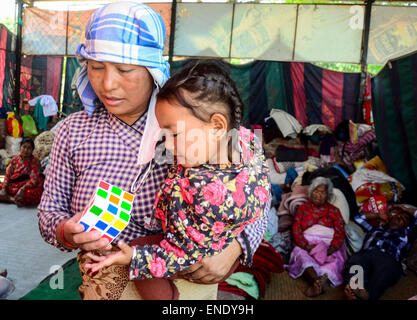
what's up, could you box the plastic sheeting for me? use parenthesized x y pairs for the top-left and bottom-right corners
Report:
(22, 3), (172, 56)
(21, 3), (417, 66)
(368, 6), (417, 65)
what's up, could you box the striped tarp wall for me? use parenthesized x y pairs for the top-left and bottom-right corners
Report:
(372, 51), (417, 196)
(171, 59), (360, 131)
(0, 24), (16, 111)
(62, 58), (360, 133)
(22, 56), (63, 105)
(282, 62), (361, 131)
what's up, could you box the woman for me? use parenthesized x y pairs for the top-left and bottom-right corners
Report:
(0, 138), (44, 207)
(37, 2), (268, 300)
(286, 177), (347, 297)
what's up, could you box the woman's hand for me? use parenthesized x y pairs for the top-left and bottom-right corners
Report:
(327, 246), (337, 256)
(85, 240), (133, 273)
(57, 212), (113, 252)
(177, 239), (242, 284)
(305, 244), (315, 253)
(14, 188), (26, 207)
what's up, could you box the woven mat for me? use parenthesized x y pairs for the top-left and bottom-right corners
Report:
(263, 270), (417, 300)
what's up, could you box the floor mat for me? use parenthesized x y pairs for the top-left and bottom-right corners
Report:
(262, 270), (417, 300)
(0, 203), (78, 299)
(20, 258), (82, 300)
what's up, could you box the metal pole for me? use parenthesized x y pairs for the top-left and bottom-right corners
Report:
(14, 0), (24, 114)
(228, 1), (236, 60)
(356, 0), (373, 123)
(168, 0), (177, 69)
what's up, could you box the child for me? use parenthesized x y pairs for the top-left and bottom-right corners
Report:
(85, 62), (271, 285)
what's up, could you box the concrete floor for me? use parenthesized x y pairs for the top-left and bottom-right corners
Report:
(0, 203), (77, 300)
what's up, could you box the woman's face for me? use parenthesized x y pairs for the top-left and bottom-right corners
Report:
(311, 185), (328, 206)
(87, 60), (154, 124)
(20, 142), (33, 158)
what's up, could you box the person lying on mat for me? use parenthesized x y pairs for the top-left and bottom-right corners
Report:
(84, 62), (271, 286)
(0, 138), (44, 207)
(286, 177), (348, 297)
(343, 205), (417, 300)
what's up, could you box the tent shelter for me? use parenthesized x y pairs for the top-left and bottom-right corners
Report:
(1, 0), (414, 193)
(7, 0), (417, 116)
(0, 0), (417, 301)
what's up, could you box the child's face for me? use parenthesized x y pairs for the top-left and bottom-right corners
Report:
(155, 97), (221, 167)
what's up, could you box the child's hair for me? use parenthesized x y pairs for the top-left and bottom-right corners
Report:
(157, 61), (244, 130)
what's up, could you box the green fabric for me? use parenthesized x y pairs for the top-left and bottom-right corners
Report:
(20, 258), (82, 300)
(229, 63), (251, 126)
(62, 57), (83, 115)
(21, 114), (38, 137)
(263, 230), (273, 242)
(397, 56), (417, 185)
(265, 61), (287, 111)
(33, 100), (49, 131)
(372, 53), (417, 192)
(225, 271), (259, 299)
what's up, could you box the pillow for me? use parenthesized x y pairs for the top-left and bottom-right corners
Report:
(345, 220), (366, 254)
(329, 188), (350, 225)
(349, 120), (372, 144)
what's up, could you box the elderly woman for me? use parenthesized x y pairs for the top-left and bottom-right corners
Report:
(0, 138), (44, 207)
(286, 177), (347, 297)
(37, 2), (268, 300)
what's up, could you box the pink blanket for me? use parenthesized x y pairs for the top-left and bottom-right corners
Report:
(277, 185), (309, 216)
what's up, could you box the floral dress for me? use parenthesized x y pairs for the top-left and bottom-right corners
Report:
(129, 126), (271, 279)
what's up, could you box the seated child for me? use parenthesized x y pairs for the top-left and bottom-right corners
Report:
(85, 62), (271, 286)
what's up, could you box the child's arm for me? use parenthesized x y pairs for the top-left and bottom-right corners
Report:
(85, 240), (133, 272)
(85, 237), (205, 279)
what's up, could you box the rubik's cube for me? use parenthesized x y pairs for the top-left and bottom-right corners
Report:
(78, 180), (135, 243)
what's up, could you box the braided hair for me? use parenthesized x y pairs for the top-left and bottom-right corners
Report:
(157, 60), (244, 130)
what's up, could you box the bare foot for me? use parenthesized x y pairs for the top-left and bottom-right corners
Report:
(344, 284), (358, 300)
(352, 288), (369, 300)
(344, 284), (369, 300)
(305, 274), (329, 297)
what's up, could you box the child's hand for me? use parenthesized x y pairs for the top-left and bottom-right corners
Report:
(85, 240), (133, 273)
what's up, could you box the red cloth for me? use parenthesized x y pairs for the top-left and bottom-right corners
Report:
(218, 283), (248, 297)
(292, 202), (345, 250)
(219, 240), (284, 299)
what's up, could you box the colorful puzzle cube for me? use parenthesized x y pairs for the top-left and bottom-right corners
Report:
(78, 180), (135, 243)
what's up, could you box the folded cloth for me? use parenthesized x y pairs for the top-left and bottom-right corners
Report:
(345, 220), (366, 254)
(29, 95), (58, 117)
(284, 167), (298, 185)
(269, 109), (303, 139)
(225, 272), (259, 299)
(350, 167), (403, 192)
(277, 185), (309, 216)
(218, 283), (248, 298)
(302, 124), (331, 136)
(310, 241), (331, 265)
(233, 240), (284, 298)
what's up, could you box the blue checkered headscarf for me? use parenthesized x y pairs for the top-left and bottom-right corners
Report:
(76, 1), (170, 116)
